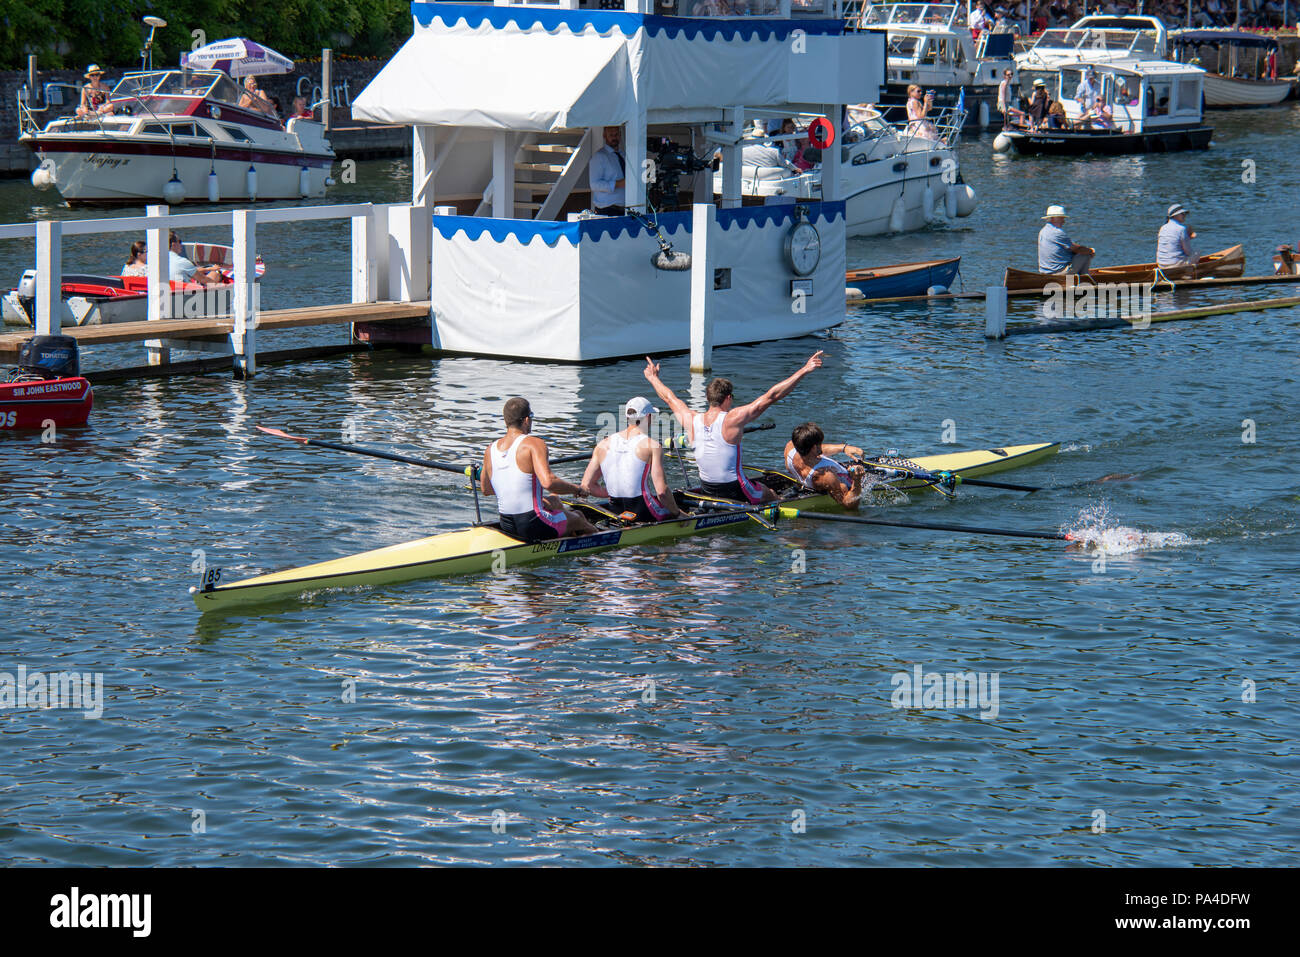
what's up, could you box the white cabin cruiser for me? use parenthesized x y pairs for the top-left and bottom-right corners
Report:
(721, 106), (976, 236)
(1015, 15), (1168, 92)
(847, 3), (1017, 131)
(20, 69), (334, 204)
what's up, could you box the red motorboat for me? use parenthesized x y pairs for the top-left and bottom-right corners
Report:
(2, 335), (92, 430)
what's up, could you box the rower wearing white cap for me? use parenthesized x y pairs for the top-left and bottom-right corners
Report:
(785, 422), (867, 509)
(580, 397), (681, 523)
(1037, 205), (1094, 275)
(642, 350), (825, 505)
(1157, 203), (1198, 270)
(481, 397), (597, 544)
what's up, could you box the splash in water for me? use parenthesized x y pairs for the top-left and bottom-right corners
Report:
(1063, 503), (1195, 555)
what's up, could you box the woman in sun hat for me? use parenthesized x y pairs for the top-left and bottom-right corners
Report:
(76, 65), (114, 118)
(1038, 205), (1095, 275)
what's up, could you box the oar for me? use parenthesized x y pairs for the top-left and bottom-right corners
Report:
(547, 420), (776, 466)
(777, 506), (1073, 542)
(854, 459), (1045, 493)
(256, 426), (475, 478)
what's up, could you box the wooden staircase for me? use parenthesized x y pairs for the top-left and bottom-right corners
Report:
(474, 129), (594, 220)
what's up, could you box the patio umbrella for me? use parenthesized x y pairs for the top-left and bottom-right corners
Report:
(182, 38), (295, 77)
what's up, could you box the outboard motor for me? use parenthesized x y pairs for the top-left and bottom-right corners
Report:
(15, 268), (37, 323)
(10, 334), (80, 382)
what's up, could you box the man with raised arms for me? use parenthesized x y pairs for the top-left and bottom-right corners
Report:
(579, 396), (682, 523)
(642, 351), (824, 504)
(481, 397), (597, 543)
(785, 421), (867, 509)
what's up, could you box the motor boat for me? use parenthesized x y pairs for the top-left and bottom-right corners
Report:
(1, 336), (92, 431)
(1015, 14), (1169, 93)
(847, 3), (1017, 132)
(994, 59), (1213, 156)
(720, 107), (977, 237)
(20, 68), (334, 204)
(2, 243), (266, 327)
(1170, 30), (1293, 108)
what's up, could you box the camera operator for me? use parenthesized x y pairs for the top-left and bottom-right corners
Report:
(589, 126), (627, 215)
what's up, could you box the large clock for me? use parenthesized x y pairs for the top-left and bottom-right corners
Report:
(784, 210), (821, 277)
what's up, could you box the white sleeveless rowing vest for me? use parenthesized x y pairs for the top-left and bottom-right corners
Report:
(693, 411), (742, 484)
(786, 448), (851, 489)
(602, 432), (653, 499)
(490, 434), (540, 515)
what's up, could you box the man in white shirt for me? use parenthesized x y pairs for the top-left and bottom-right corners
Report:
(1156, 203), (1198, 269)
(167, 232), (223, 284)
(589, 126), (627, 215)
(1074, 66), (1099, 111)
(997, 69), (1016, 119)
(970, 1), (993, 32)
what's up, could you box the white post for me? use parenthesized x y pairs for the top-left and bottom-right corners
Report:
(232, 209), (257, 378)
(351, 204), (389, 304)
(625, 113), (645, 211)
(321, 49), (332, 132)
(720, 105), (744, 210)
(387, 204), (432, 302)
(34, 219), (61, 336)
(822, 103), (842, 202)
(984, 285), (1008, 338)
(412, 125), (435, 206)
(689, 203), (715, 373)
(145, 204), (170, 365)
(492, 131), (513, 217)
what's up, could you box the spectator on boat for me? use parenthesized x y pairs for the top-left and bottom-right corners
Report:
(991, 8), (1014, 33)
(589, 126), (627, 215)
(121, 241), (147, 277)
(269, 96), (283, 120)
(1074, 67), (1100, 111)
(1038, 205), (1094, 275)
(997, 69), (1016, 121)
(1046, 100), (1069, 130)
(778, 118), (800, 164)
(168, 232), (224, 285)
(292, 95), (312, 119)
(1157, 204), (1199, 269)
(906, 85), (939, 139)
(970, 0), (993, 34)
(238, 76), (277, 118)
(1027, 78), (1051, 129)
(76, 65), (114, 118)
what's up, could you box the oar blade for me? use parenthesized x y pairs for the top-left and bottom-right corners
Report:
(257, 425), (308, 443)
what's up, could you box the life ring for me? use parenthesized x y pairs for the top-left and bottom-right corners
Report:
(807, 116), (835, 150)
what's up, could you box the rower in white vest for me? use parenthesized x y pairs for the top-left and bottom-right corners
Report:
(784, 421), (867, 509)
(580, 396), (682, 523)
(642, 350), (824, 504)
(481, 397), (598, 543)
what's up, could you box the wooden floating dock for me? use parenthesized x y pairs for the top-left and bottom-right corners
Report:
(998, 295), (1300, 338)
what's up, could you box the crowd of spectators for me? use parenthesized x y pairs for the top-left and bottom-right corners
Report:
(975, 1), (1295, 32)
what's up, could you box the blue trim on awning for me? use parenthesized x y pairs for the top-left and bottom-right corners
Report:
(411, 3), (845, 41)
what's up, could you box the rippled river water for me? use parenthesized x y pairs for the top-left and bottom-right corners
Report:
(1, 108), (1297, 866)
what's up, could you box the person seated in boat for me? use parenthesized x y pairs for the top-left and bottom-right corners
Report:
(1045, 100), (1069, 130)
(1038, 205), (1094, 275)
(238, 76), (277, 118)
(905, 86), (939, 140)
(481, 397), (598, 544)
(969, 0), (993, 34)
(121, 241), (147, 277)
(1026, 79), (1050, 130)
(579, 397), (682, 524)
(76, 65), (114, 118)
(168, 232), (225, 285)
(642, 350), (824, 505)
(292, 95), (312, 119)
(741, 120), (790, 172)
(1157, 203), (1199, 270)
(589, 126), (627, 215)
(784, 423), (867, 509)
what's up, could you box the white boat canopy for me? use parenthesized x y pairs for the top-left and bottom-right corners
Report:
(353, 31), (636, 131)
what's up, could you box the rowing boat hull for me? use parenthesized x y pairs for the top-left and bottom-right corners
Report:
(1003, 245), (1245, 292)
(846, 258), (962, 300)
(193, 441), (1060, 612)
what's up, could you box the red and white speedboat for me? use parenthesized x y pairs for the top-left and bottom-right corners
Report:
(1, 242), (266, 327)
(1, 336), (92, 430)
(21, 68), (334, 204)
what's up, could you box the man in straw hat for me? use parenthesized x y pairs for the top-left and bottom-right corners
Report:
(1156, 203), (1198, 270)
(76, 65), (114, 118)
(1037, 205), (1094, 275)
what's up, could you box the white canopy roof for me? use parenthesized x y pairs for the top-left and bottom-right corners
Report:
(352, 30), (636, 131)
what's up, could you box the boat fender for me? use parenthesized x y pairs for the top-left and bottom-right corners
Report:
(162, 172), (186, 205)
(945, 184), (959, 219)
(955, 184), (977, 218)
(888, 197), (905, 233)
(846, 287), (865, 301)
(299, 167), (310, 198)
(246, 165), (258, 201)
(927, 285), (948, 297)
(207, 170), (220, 203)
(978, 101), (990, 130)
(30, 161), (55, 189)
(923, 184), (936, 222)
(993, 132), (1013, 153)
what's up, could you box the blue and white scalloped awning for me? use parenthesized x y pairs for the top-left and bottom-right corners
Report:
(353, 30), (635, 131)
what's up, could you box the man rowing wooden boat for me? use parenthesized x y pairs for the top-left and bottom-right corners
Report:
(784, 422), (867, 508)
(643, 351), (824, 504)
(579, 396), (682, 523)
(481, 397), (597, 543)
